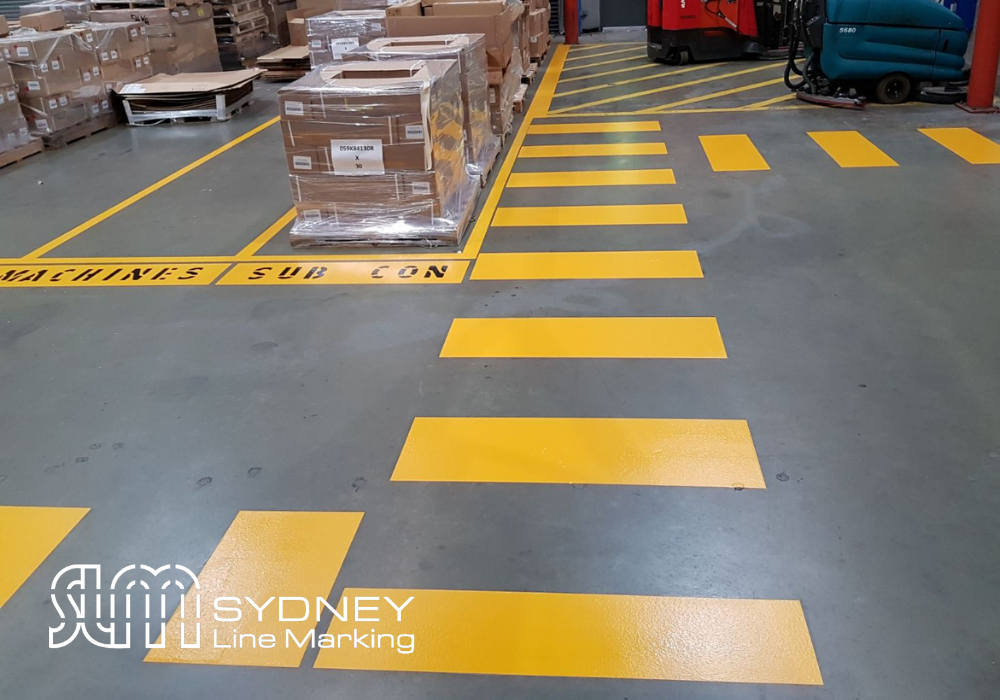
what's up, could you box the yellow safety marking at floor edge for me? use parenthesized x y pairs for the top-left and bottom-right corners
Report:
(217, 260), (469, 285)
(494, 204), (686, 227)
(808, 131), (899, 168)
(549, 63), (785, 115)
(519, 142), (667, 158)
(22, 116), (280, 260)
(528, 121), (661, 134)
(0, 263), (229, 287)
(569, 42), (644, 52)
(561, 55), (647, 74)
(234, 208), (297, 259)
(556, 62), (717, 96)
(700, 135), (771, 172)
(470, 250), (698, 279)
(918, 127), (1000, 164)
(506, 169), (676, 188)
(392, 417), (762, 488)
(564, 47), (647, 64)
(145, 511), (363, 668)
(646, 77), (787, 113)
(0, 506), (89, 609)
(744, 93), (797, 109)
(314, 588), (823, 685)
(557, 62), (661, 86)
(537, 104), (814, 117)
(439, 317), (726, 359)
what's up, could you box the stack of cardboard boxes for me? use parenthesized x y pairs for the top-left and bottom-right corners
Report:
(278, 60), (478, 246)
(305, 9), (386, 67)
(19, 0), (92, 24)
(0, 55), (36, 158)
(83, 21), (155, 95)
(212, 0), (275, 67)
(526, 0), (550, 61)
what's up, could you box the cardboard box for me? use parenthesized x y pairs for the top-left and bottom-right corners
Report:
(0, 18), (9, 38)
(90, 5), (221, 74)
(20, 0), (91, 23)
(305, 10), (386, 66)
(21, 10), (67, 32)
(386, 0), (422, 16)
(387, 3), (517, 71)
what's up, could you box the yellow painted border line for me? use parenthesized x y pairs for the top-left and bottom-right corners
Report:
(0, 506), (90, 608)
(23, 116), (280, 260)
(494, 203), (686, 227)
(558, 62), (661, 85)
(561, 55), (647, 74)
(234, 208), (296, 259)
(564, 47), (646, 63)
(528, 121), (661, 134)
(471, 250), (697, 278)
(555, 62), (717, 97)
(643, 77), (786, 113)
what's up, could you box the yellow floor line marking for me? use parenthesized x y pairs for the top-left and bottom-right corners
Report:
(493, 204), (686, 227)
(506, 169), (676, 188)
(556, 62), (716, 96)
(234, 208), (296, 259)
(558, 62), (661, 85)
(519, 142), (667, 158)
(808, 131), (899, 168)
(564, 47), (646, 63)
(569, 42), (643, 52)
(0, 506), (89, 608)
(218, 260), (469, 285)
(393, 417), (761, 487)
(145, 510), (363, 668)
(440, 317), (725, 359)
(528, 121), (661, 134)
(23, 116), (280, 260)
(549, 63), (785, 115)
(918, 127), (1000, 164)
(0, 263), (229, 287)
(471, 250), (699, 279)
(561, 55), (647, 74)
(647, 77), (786, 113)
(700, 134), (770, 172)
(745, 93), (797, 109)
(314, 588), (823, 684)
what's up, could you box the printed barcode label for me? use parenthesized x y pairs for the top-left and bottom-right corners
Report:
(404, 123), (424, 140)
(411, 182), (431, 196)
(284, 100), (304, 116)
(17, 47), (29, 58)
(330, 37), (360, 59)
(329, 139), (385, 175)
(292, 155), (313, 170)
(27, 81), (41, 91)
(101, 51), (109, 60)
(41, 62), (49, 73)
(52, 59), (60, 70)
(83, 71), (92, 82)
(310, 40), (322, 49)
(48, 99), (57, 109)
(302, 209), (322, 223)
(59, 96), (68, 106)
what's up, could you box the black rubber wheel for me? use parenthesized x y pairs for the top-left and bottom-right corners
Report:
(875, 73), (911, 104)
(664, 49), (690, 66)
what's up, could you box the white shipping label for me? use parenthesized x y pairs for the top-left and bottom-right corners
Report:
(371, 22), (383, 31)
(135, 57), (142, 68)
(181, 9), (189, 15)
(292, 155), (313, 170)
(404, 123), (424, 140)
(0, 94), (4, 105)
(120, 84), (145, 94)
(143, 56), (150, 65)
(100, 51), (109, 61)
(48, 98), (57, 109)
(284, 100), (304, 116)
(41, 62), (49, 73)
(310, 40), (322, 49)
(411, 181), (431, 196)
(91, 103), (99, 115)
(37, 119), (48, 129)
(489, 90), (496, 104)
(92, 67), (100, 76)
(130, 28), (138, 37)
(27, 80), (41, 91)
(84, 32), (94, 42)
(102, 99), (109, 109)
(111, 50), (119, 59)
(51, 59), (60, 70)
(302, 209), (322, 223)
(330, 139), (385, 175)
(83, 71), (92, 82)
(330, 37), (359, 59)
(17, 47), (30, 58)
(7, 89), (17, 101)
(58, 96), (69, 106)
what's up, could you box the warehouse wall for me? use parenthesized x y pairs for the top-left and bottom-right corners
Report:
(600, 0), (645, 27)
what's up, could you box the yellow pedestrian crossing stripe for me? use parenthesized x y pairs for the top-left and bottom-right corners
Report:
(808, 131), (899, 168)
(471, 250), (699, 280)
(145, 510), (363, 668)
(519, 143), (667, 158)
(0, 506), (89, 608)
(700, 134), (770, 172)
(507, 169), (676, 188)
(493, 204), (687, 227)
(439, 317), (727, 359)
(392, 417), (764, 488)
(528, 121), (661, 134)
(314, 588), (823, 685)
(919, 127), (1000, 164)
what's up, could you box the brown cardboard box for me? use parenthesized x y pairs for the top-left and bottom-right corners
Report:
(90, 5), (221, 74)
(387, 3), (517, 70)
(21, 10), (67, 32)
(306, 10), (386, 67)
(287, 8), (327, 45)
(0, 18), (9, 38)
(386, 0), (422, 16)
(528, 8), (545, 39)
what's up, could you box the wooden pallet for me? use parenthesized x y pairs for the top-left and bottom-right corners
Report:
(215, 13), (268, 37)
(530, 38), (551, 64)
(522, 63), (538, 84)
(476, 140), (501, 187)
(213, 0), (262, 16)
(0, 139), (44, 170)
(513, 83), (528, 114)
(41, 114), (117, 150)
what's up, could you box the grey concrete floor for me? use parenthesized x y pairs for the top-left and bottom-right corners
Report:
(1, 39), (999, 700)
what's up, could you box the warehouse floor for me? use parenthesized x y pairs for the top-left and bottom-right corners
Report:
(1, 38), (1000, 700)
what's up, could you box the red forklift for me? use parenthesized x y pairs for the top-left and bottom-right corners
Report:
(647, 0), (789, 64)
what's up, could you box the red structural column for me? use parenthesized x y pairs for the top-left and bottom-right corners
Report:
(564, 0), (579, 44)
(966, 0), (1000, 110)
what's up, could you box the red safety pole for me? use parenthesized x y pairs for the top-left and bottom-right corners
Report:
(964, 0), (1000, 111)
(564, 0), (579, 45)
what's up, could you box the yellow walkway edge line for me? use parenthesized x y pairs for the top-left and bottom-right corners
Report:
(315, 588), (824, 685)
(234, 207), (297, 259)
(646, 77), (786, 113)
(392, 417), (763, 488)
(0, 506), (89, 608)
(528, 121), (661, 134)
(23, 116), (280, 260)
(564, 47), (647, 64)
(471, 249), (696, 278)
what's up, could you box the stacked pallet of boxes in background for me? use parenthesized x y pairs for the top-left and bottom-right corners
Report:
(305, 10), (386, 67)
(526, 0), (549, 61)
(0, 53), (42, 166)
(347, 33), (499, 184)
(19, 0), (92, 23)
(212, 0), (275, 68)
(83, 21), (155, 96)
(278, 60), (478, 246)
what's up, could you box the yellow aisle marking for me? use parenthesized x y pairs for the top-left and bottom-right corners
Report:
(549, 63), (784, 115)
(145, 510), (363, 668)
(808, 131), (899, 168)
(507, 169), (676, 188)
(439, 317), (725, 359)
(570, 42), (643, 53)
(519, 143), (667, 158)
(23, 116), (280, 259)
(556, 63), (714, 96)
(234, 208), (297, 259)
(918, 127), (1000, 164)
(564, 47), (645, 63)
(218, 260), (469, 285)
(558, 62), (661, 85)
(393, 417), (762, 488)
(0, 263), (229, 287)
(494, 204), (686, 227)
(528, 121), (661, 134)
(648, 78), (787, 113)
(471, 250), (699, 279)
(315, 589), (823, 685)
(561, 55), (646, 74)
(0, 506), (89, 608)
(745, 93), (797, 109)
(700, 135), (770, 172)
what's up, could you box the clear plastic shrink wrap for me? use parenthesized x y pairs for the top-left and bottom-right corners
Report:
(20, 0), (92, 23)
(0, 56), (32, 153)
(489, 43), (520, 136)
(278, 59), (478, 247)
(346, 34), (499, 183)
(306, 10), (386, 67)
(0, 29), (108, 135)
(77, 21), (154, 93)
